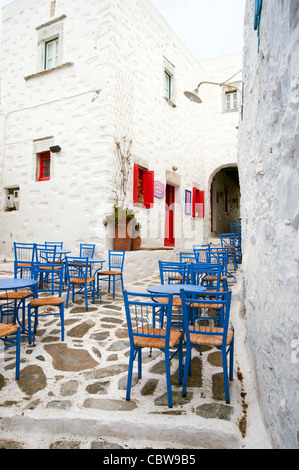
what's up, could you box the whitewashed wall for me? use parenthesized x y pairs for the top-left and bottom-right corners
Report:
(0, 0), (242, 261)
(239, 0), (299, 449)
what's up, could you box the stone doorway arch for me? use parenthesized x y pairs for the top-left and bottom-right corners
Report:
(206, 164), (240, 238)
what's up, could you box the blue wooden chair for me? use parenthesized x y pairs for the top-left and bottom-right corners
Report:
(13, 242), (35, 278)
(179, 252), (197, 265)
(190, 262), (222, 292)
(35, 245), (64, 294)
(65, 256), (95, 310)
(97, 250), (125, 298)
(123, 291), (183, 408)
(180, 289), (234, 404)
(220, 233), (238, 271)
(159, 261), (190, 285)
(193, 245), (211, 263)
(27, 263), (65, 343)
(0, 323), (21, 379)
(79, 243), (96, 276)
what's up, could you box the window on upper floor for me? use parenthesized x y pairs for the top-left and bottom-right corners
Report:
(163, 57), (176, 108)
(164, 70), (172, 100)
(225, 90), (238, 112)
(37, 151), (51, 181)
(44, 37), (59, 70)
(36, 15), (66, 73)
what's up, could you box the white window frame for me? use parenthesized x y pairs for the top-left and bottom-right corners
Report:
(225, 90), (238, 111)
(163, 57), (177, 108)
(36, 16), (66, 73)
(45, 37), (59, 70)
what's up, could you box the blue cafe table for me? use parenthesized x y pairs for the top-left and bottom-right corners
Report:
(147, 284), (207, 295)
(0, 278), (38, 342)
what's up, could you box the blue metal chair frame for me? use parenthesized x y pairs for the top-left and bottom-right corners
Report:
(159, 261), (190, 285)
(0, 323), (21, 379)
(123, 291), (183, 408)
(80, 243), (96, 276)
(179, 252), (197, 264)
(193, 245), (211, 263)
(97, 250), (125, 298)
(35, 245), (64, 294)
(27, 264), (65, 343)
(13, 242), (35, 278)
(209, 249), (230, 288)
(219, 233), (238, 271)
(65, 256), (95, 310)
(190, 262), (222, 292)
(180, 289), (234, 404)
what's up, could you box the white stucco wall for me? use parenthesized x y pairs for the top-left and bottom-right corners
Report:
(0, 0), (242, 260)
(239, 0), (299, 449)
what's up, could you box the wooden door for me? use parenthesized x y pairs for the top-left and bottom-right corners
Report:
(164, 184), (175, 246)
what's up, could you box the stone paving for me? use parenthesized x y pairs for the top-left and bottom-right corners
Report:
(0, 258), (267, 449)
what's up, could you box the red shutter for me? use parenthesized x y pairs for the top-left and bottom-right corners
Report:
(192, 187), (197, 217)
(143, 171), (154, 209)
(133, 164), (139, 204)
(198, 190), (205, 218)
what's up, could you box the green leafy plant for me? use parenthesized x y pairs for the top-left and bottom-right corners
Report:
(103, 204), (135, 227)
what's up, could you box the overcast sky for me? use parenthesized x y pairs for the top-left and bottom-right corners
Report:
(1, 0), (246, 61)
(150, 0), (246, 61)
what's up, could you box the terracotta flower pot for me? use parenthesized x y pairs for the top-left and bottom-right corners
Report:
(131, 235), (141, 250)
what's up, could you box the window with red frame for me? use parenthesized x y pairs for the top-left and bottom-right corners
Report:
(192, 188), (205, 218)
(38, 151), (51, 181)
(133, 164), (154, 208)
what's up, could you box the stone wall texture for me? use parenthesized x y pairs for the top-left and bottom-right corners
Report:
(239, 0), (299, 449)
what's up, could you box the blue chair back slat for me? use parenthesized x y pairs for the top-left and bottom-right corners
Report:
(193, 245), (211, 263)
(13, 242), (36, 278)
(109, 250), (125, 271)
(80, 243), (95, 258)
(158, 261), (190, 285)
(179, 252), (197, 264)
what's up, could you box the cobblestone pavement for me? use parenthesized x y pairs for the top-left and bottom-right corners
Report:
(0, 259), (270, 449)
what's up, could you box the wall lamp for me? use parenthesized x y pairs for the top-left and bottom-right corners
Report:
(184, 69), (242, 104)
(49, 145), (61, 153)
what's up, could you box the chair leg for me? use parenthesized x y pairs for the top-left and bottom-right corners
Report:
(66, 285), (70, 308)
(164, 352), (173, 407)
(60, 304), (64, 341)
(182, 344), (191, 396)
(229, 338), (234, 381)
(126, 348), (135, 400)
(112, 275), (115, 298)
(15, 328), (21, 380)
(222, 348), (230, 404)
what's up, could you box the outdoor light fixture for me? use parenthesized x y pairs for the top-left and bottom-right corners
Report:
(184, 69), (243, 104)
(49, 145), (61, 153)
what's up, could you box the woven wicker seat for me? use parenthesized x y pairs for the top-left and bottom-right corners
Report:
(189, 302), (223, 309)
(134, 328), (182, 349)
(29, 297), (64, 307)
(0, 291), (33, 300)
(99, 270), (122, 276)
(0, 323), (19, 338)
(0, 323), (21, 379)
(156, 296), (182, 307)
(70, 277), (94, 284)
(188, 325), (234, 347)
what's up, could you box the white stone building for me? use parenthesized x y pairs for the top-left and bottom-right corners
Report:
(239, 0), (299, 449)
(0, 0), (242, 259)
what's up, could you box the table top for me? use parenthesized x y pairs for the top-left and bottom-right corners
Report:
(147, 284), (207, 295)
(0, 278), (37, 290)
(89, 258), (106, 263)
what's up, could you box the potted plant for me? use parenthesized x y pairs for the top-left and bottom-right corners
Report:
(103, 205), (135, 251)
(131, 220), (142, 250)
(103, 137), (136, 250)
